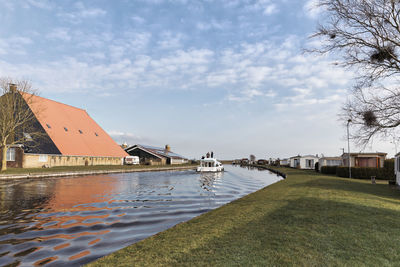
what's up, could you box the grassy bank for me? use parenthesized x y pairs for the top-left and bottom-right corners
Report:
(0, 163), (197, 175)
(89, 167), (400, 266)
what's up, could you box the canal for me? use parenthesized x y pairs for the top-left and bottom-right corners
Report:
(0, 165), (282, 266)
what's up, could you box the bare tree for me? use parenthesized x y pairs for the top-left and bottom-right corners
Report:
(310, 0), (400, 145)
(0, 78), (43, 171)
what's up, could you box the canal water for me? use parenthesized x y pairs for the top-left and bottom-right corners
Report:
(0, 165), (282, 266)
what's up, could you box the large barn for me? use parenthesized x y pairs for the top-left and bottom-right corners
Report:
(0, 92), (128, 168)
(125, 144), (188, 165)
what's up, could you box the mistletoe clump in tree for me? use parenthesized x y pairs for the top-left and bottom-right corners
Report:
(311, 0), (400, 145)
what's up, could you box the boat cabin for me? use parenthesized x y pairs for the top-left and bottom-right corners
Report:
(197, 158), (224, 172)
(200, 158), (222, 168)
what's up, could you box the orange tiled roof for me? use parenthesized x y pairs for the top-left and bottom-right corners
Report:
(23, 93), (128, 157)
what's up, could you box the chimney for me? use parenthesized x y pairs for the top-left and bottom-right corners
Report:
(9, 83), (17, 93)
(165, 144), (171, 152)
(121, 142), (128, 149)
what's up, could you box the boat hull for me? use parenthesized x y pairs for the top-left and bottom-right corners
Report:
(196, 166), (224, 172)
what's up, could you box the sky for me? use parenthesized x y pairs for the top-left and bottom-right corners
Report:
(0, 0), (396, 160)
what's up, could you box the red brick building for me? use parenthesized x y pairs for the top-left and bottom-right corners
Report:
(1, 93), (128, 168)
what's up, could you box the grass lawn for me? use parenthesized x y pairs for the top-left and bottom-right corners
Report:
(0, 163), (197, 175)
(88, 167), (400, 266)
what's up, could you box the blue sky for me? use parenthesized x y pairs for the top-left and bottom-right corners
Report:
(0, 0), (396, 159)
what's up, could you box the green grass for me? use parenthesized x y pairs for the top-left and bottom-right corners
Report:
(0, 163), (197, 175)
(88, 167), (400, 266)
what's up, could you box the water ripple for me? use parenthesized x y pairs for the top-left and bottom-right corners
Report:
(0, 165), (281, 266)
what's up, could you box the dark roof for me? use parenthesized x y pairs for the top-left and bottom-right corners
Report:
(126, 144), (187, 160)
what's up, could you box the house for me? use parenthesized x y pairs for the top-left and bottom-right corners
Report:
(233, 159), (241, 165)
(125, 144), (188, 165)
(257, 159), (268, 165)
(241, 158), (249, 165)
(341, 152), (386, 168)
(290, 155), (319, 169)
(395, 153), (400, 185)
(0, 93), (128, 168)
(280, 158), (290, 166)
(318, 156), (342, 171)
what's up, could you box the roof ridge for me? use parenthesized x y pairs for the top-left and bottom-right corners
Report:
(26, 93), (86, 112)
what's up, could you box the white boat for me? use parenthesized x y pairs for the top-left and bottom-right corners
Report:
(197, 158), (224, 172)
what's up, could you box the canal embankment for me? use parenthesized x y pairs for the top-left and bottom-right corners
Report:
(0, 164), (197, 180)
(89, 167), (400, 266)
(243, 163), (287, 178)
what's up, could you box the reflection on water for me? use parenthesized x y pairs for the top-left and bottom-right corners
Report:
(0, 165), (281, 266)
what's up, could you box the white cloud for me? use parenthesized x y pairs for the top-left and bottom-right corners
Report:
(304, 0), (323, 19)
(0, 36), (32, 56)
(131, 15), (145, 24)
(157, 31), (185, 49)
(108, 130), (148, 146)
(196, 20), (230, 31)
(23, 0), (53, 10)
(58, 2), (106, 23)
(246, 0), (279, 15)
(47, 28), (71, 41)
(0, 29), (353, 120)
(228, 88), (275, 102)
(263, 4), (278, 15)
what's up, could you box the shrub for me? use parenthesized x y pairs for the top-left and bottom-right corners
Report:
(336, 162), (394, 180)
(321, 166), (337, 174)
(383, 159), (395, 181)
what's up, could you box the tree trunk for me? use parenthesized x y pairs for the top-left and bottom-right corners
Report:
(1, 144), (7, 171)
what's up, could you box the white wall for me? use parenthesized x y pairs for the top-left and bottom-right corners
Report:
(318, 159), (342, 171)
(299, 157), (319, 169)
(396, 156), (400, 185)
(289, 158), (298, 168)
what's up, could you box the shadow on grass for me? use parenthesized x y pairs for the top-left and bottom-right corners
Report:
(93, 197), (400, 266)
(167, 197), (400, 266)
(290, 177), (400, 201)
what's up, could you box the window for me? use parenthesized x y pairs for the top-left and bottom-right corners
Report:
(79, 130), (83, 134)
(64, 127), (68, 132)
(46, 124), (51, 129)
(6, 148), (15, 161)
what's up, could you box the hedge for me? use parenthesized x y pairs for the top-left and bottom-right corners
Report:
(335, 159), (395, 180)
(321, 166), (337, 175)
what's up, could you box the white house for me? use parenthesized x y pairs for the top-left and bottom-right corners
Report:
(318, 156), (342, 171)
(290, 155), (319, 169)
(280, 158), (290, 166)
(395, 153), (400, 185)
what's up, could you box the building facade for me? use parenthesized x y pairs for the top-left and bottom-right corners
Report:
(0, 92), (128, 168)
(125, 144), (188, 165)
(318, 157), (342, 171)
(341, 152), (386, 168)
(290, 155), (319, 169)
